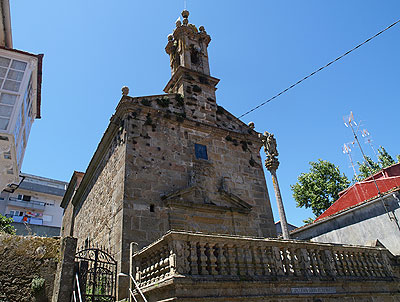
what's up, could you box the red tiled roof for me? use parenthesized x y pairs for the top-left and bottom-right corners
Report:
(316, 162), (400, 222)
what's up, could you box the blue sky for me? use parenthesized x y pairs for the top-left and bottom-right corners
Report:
(12, 1), (400, 227)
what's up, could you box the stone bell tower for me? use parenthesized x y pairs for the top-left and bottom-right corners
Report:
(165, 10), (211, 77)
(164, 10), (219, 124)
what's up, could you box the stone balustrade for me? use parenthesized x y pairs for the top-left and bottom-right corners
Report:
(131, 231), (394, 288)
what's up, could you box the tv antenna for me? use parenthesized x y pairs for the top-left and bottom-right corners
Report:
(342, 142), (357, 178)
(344, 111), (392, 220)
(361, 128), (378, 160)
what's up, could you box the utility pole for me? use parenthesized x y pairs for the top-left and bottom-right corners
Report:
(261, 131), (290, 239)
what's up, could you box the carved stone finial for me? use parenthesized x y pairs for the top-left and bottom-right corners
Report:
(199, 26), (205, 32)
(248, 122), (255, 129)
(167, 34), (174, 41)
(182, 10), (189, 25)
(175, 17), (182, 27)
(121, 86), (129, 96)
(261, 131), (279, 159)
(182, 10), (189, 19)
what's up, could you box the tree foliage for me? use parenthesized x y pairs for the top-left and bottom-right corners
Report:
(291, 159), (350, 218)
(355, 146), (399, 181)
(0, 214), (15, 234)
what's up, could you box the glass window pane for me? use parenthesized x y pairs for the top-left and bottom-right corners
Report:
(11, 60), (27, 71)
(0, 78), (3, 87)
(0, 57), (11, 68)
(0, 67), (7, 77)
(3, 80), (21, 92)
(7, 69), (24, 81)
(0, 93), (17, 105)
(0, 105), (13, 117)
(0, 117), (9, 130)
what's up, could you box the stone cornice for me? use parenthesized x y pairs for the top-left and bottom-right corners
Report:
(164, 66), (220, 93)
(117, 95), (262, 147)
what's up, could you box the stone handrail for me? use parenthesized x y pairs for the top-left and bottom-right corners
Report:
(131, 231), (394, 288)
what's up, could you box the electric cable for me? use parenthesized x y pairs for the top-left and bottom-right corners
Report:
(238, 18), (400, 119)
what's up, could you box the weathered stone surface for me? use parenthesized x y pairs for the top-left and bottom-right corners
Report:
(0, 233), (60, 302)
(51, 236), (77, 302)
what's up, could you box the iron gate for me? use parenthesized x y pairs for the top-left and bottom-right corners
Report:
(73, 246), (117, 302)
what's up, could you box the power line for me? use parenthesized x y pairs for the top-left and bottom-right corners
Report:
(238, 18), (400, 119)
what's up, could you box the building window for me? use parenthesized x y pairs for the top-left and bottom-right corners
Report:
(195, 143), (208, 160)
(17, 194), (31, 201)
(0, 56), (28, 131)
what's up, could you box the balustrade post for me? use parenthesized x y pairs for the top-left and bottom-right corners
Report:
(220, 245), (229, 275)
(280, 248), (291, 276)
(272, 246), (284, 276)
(237, 245), (247, 276)
(254, 246), (263, 276)
(340, 251), (350, 277)
(264, 247), (274, 276)
(332, 250), (344, 277)
(189, 241), (199, 275)
(299, 248), (312, 279)
(209, 243), (218, 275)
(349, 252), (360, 277)
(381, 252), (394, 278)
(199, 242), (208, 275)
(353, 252), (363, 277)
(227, 244), (237, 276)
(173, 239), (188, 275)
(361, 252), (373, 277)
(291, 248), (302, 277)
(315, 249), (325, 277)
(168, 241), (176, 277)
(246, 245), (255, 276)
(214, 244), (223, 275)
(323, 250), (337, 279)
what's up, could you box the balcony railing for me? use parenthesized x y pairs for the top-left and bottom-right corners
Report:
(131, 231), (395, 289)
(7, 197), (45, 210)
(5, 214), (43, 225)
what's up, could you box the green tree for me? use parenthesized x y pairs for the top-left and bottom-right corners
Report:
(0, 214), (15, 234)
(291, 159), (350, 219)
(355, 146), (399, 181)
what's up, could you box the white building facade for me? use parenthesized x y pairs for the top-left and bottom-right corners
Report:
(0, 173), (67, 236)
(0, 0), (43, 191)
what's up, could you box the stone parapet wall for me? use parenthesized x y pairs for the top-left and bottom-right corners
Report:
(130, 231), (399, 301)
(0, 233), (60, 302)
(140, 278), (400, 302)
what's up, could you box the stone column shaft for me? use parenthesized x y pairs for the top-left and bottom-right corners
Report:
(270, 169), (290, 239)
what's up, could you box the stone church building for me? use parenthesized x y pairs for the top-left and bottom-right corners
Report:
(60, 10), (399, 302)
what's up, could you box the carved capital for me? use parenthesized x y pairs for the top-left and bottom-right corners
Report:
(265, 156), (279, 172)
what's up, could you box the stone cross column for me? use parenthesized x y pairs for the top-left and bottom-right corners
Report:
(261, 131), (290, 240)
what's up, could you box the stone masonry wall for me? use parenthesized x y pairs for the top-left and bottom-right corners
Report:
(0, 233), (60, 302)
(60, 201), (73, 238)
(72, 125), (126, 266)
(120, 94), (276, 266)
